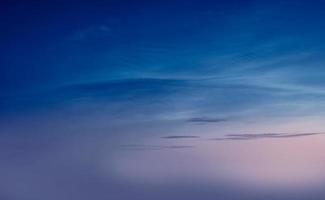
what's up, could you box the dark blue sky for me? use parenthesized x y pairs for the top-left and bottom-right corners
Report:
(1, 1), (324, 89)
(2, 0), (325, 119)
(2, 1), (325, 200)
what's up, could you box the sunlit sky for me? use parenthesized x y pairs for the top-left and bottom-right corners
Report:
(1, 1), (325, 200)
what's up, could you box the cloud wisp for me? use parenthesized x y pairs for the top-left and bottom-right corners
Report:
(70, 25), (112, 41)
(187, 117), (228, 123)
(211, 132), (325, 141)
(161, 136), (200, 139)
(119, 144), (195, 151)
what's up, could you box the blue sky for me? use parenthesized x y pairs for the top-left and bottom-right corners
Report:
(1, 1), (325, 199)
(2, 0), (325, 122)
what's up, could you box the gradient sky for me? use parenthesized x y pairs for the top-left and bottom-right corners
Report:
(1, 1), (325, 200)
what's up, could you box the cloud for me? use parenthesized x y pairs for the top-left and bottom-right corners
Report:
(187, 117), (227, 123)
(0, 78), (190, 113)
(211, 132), (325, 141)
(47, 78), (192, 106)
(119, 144), (195, 150)
(161, 136), (200, 139)
(70, 25), (112, 41)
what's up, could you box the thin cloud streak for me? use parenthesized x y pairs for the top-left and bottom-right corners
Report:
(210, 132), (325, 141)
(161, 136), (200, 139)
(119, 144), (195, 150)
(187, 117), (228, 123)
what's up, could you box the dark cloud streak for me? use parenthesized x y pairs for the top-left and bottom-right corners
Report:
(119, 144), (195, 150)
(211, 132), (325, 141)
(161, 136), (200, 139)
(187, 117), (227, 123)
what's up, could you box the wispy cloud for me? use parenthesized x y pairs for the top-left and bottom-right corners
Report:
(211, 132), (325, 141)
(70, 25), (112, 41)
(161, 136), (200, 139)
(187, 117), (227, 123)
(119, 144), (195, 150)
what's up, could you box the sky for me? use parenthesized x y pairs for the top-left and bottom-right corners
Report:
(1, 0), (325, 199)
